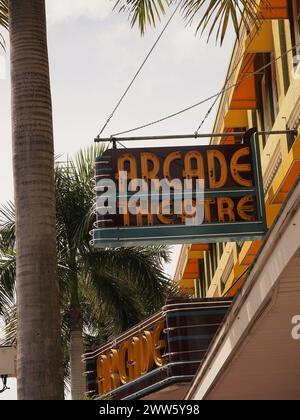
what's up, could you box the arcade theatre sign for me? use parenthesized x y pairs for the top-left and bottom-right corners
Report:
(91, 135), (266, 247)
(83, 298), (232, 400)
(93, 321), (165, 396)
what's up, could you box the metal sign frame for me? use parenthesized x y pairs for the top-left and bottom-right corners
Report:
(91, 130), (295, 248)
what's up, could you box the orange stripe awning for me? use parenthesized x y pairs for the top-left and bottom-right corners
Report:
(184, 260), (199, 277)
(179, 244), (209, 284)
(230, 54), (257, 110)
(259, 0), (288, 20)
(219, 128), (243, 145)
(245, 21), (274, 54)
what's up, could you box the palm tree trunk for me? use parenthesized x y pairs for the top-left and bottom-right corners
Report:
(69, 270), (85, 400)
(70, 308), (85, 400)
(9, 0), (63, 400)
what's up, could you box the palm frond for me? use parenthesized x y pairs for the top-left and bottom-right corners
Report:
(182, 0), (261, 44)
(85, 246), (173, 312)
(0, 201), (16, 318)
(0, 0), (8, 50)
(115, 0), (265, 44)
(83, 268), (145, 333)
(0, 202), (16, 250)
(55, 145), (104, 252)
(72, 144), (105, 185)
(0, 286), (13, 319)
(0, 302), (16, 345)
(114, 0), (170, 35)
(0, 248), (16, 300)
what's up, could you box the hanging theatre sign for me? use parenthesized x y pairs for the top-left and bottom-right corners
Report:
(91, 132), (266, 248)
(83, 297), (233, 400)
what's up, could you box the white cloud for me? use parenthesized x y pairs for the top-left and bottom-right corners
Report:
(0, 54), (6, 80)
(46, 0), (113, 24)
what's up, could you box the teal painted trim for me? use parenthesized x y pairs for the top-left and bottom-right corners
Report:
(169, 334), (215, 342)
(91, 235), (265, 248)
(91, 221), (266, 248)
(122, 376), (194, 400)
(96, 361), (201, 401)
(114, 188), (257, 200)
(92, 222), (265, 237)
(253, 133), (267, 229)
(166, 309), (228, 318)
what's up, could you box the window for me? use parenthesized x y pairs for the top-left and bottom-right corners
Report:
(261, 72), (272, 132)
(255, 53), (279, 145)
(194, 278), (201, 298)
(198, 259), (206, 298)
(223, 127), (247, 145)
(236, 241), (244, 253)
(278, 20), (290, 93)
(251, 109), (258, 129)
(270, 54), (279, 116)
(211, 244), (218, 278)
(202, 244), (219, 295)
(217, 243), (224, 261)
(204, 251), (212, 291)
(289, 0), (300, 60)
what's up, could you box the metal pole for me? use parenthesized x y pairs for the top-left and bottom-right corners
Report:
(94, 130), (298, 143)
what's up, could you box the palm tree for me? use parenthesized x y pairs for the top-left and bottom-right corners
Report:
(0, 146), (174, 400)
(115, 0), (262, 44)
(1, 0), (64, 400)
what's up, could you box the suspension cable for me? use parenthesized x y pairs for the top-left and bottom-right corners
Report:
(109, 42), (299, 138)
(96, 1), (180, 139)
(195, 23), (263, 134)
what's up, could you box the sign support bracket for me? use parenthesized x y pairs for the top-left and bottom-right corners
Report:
(94, 130), (298, 144)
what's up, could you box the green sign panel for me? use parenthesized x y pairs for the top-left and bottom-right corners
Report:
(91, 134), (266, 247)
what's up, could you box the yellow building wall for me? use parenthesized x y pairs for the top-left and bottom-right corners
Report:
(176, 8), (300, 298)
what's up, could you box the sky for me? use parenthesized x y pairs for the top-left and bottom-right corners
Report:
(0, 0), (235, 400)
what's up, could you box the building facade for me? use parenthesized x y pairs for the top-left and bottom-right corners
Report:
(83, 1), (300, 400)
(175, 0), (300, 299)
